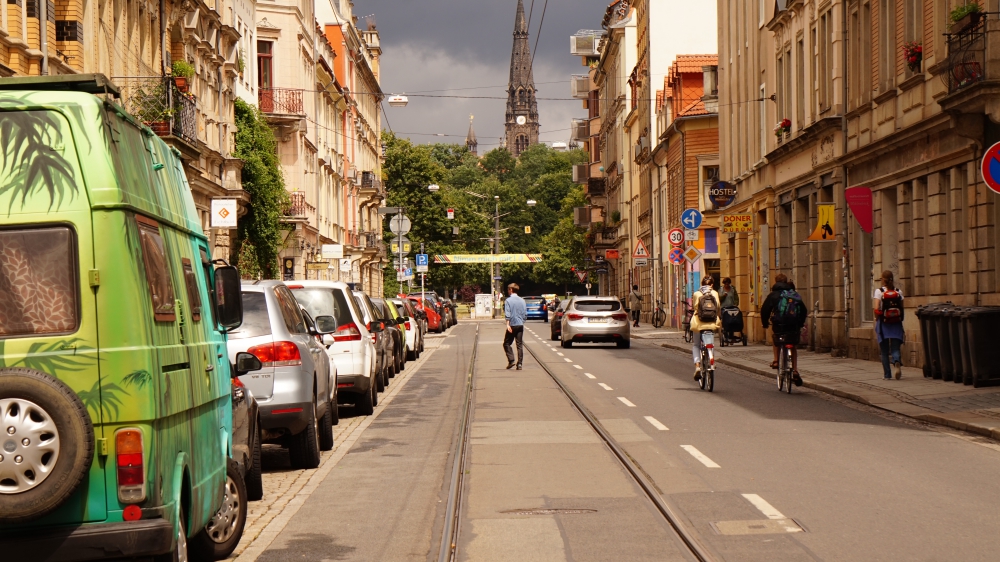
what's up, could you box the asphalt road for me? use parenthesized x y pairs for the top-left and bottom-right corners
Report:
(518, 321), (1000, 562)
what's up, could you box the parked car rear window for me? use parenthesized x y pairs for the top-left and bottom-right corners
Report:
(0, 227), (79, 337)
(574, 300), (621, 312)
(292, 288), (355, 329)
(524, 298), (543, 304)
(228, 292), (272, 339)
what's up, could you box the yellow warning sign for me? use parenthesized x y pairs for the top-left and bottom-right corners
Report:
(806, 203), (837, 241)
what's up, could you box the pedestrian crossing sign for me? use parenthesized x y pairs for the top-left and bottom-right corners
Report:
(632, 238), (650, 259)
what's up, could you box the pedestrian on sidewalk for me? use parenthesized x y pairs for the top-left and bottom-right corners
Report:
(503, 282), (527, 370)
(874, 270), (905, 380)
(629, 285), (643, 327)
(719, 277), (740, 309)
(691, 276), (722, 381)
(761, 274), (807, 386)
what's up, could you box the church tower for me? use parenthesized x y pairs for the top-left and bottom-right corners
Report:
(504, 0), (540, 157)
(466, 115), (478, 156)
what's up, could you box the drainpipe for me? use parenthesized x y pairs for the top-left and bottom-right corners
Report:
(160, 0), (167, 76)
(841, 0), (850, 356)
(39, 0), (48, 74)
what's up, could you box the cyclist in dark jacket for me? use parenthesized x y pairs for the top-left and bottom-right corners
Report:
(760, 273), (807, 385)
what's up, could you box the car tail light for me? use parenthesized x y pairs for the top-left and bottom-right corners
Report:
(286, 284), (304, 289)
(611, 313), (628, 321)
(333, 322), (363, 342)
(567, 313), (583, 321)
(247, 341), (302, 367)
(116, 429), (145, 503)
(405, 321), (411, 330)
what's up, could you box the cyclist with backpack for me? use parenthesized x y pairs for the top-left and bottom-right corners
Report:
(760, 273), (808, 386)
(874, 270), (905, 380)
(690, 275), (722, 381)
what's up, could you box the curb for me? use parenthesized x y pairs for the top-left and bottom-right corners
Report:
(659, 341), (1000, 442)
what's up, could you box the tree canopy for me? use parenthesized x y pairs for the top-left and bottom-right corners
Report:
(381, 133), (590, 297)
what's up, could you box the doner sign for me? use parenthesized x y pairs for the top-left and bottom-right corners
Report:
(721, 214), (753, 233)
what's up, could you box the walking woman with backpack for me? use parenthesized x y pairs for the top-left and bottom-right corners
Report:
(690, 276), (722, 381)
(874, 270), (905, 380)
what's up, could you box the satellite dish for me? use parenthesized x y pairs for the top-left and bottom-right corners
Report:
(388, 94), (408, 107)
(516, 115), (527, 125)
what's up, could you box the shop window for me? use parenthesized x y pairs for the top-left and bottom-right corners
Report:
(136, 215), (176, 322)
(0, 227), (79, 337)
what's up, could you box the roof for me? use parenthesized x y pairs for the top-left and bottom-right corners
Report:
(672, 54), (718, 73)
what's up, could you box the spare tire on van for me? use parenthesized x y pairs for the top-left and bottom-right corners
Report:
(0, 368), (95, 523)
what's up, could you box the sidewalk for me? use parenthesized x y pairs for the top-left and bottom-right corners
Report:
(631, 325), (1000, 440)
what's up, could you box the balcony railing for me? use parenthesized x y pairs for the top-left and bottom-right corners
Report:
(945, 18), (988, 93)
(259, 88), (305, 115)
(172, 91), (197, 144)
(285, 192), (315, 218)
(586, 177), (606, 197)
(116, 77), (197, 144)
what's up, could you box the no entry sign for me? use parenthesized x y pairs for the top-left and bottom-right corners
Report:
(982, 141), (1000, 194)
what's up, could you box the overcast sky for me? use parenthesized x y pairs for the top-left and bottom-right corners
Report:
(356, 1), (718, 151)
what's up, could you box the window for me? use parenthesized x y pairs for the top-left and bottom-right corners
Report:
(573, 300), (622, 312)
(796, 38), (806, 127)
(819, 10), (833, 110)
(136, 216), (176, 322)
(878, 0), (896, 90)
(0, 227), (79, 337)
(904, 0), (922, 43)
(227, 292), (272, 340)
(274, 286), (307, 334)
(198, 247), (215, 326)
(257, 40), (272, 90)
(181, 258), (203, 322)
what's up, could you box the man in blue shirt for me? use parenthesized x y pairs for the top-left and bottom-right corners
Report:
(503, 282), (527, 369)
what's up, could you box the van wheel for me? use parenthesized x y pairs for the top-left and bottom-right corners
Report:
(288, 405), (321, 469)
(244, 425), (263, 501)
(0, 368), (94, 524)
(318, 403), (334, 452)
(190, 462), (247, 561)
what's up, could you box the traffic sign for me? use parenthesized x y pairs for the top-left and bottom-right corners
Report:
(416, 265), (429, 273)
(983, 141), (1000, 194)
(576, 270), (587, 282)
(340, 258), (351, 272)
(685, 229), (699, 241)
(586, 283), (592, 290)
(390, 241), (412, 254)
(667, 228), (684, 247)
(681, 208), (703, 230)
(683, 246), (703, 264)
(668, 247), (685, 265)
(415, 254), (429, 267)
(632, 238), (650, 259)
(634, 258), (648, 267)
(447, 208), (455, 220)
(389, 214), (412, 235)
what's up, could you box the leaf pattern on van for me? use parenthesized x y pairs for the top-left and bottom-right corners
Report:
(123, 370), (153, 389)
(78, 380), (129, 423)
(0, 108), (80, 214)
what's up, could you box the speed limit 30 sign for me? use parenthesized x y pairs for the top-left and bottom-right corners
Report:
(668, 228), (685, 247)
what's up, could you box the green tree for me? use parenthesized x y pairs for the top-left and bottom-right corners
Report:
(233, 99), (289, 279)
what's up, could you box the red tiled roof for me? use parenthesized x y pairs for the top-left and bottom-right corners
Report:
(673, 54), (718, 73)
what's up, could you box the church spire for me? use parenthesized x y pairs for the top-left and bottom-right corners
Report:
(504, 0), (539, 157)
(466, 114), (478, 156)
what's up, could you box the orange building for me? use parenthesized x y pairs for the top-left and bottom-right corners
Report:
(652, 55), (720, 327)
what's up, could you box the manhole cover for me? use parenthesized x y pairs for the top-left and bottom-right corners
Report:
(500, 508), (597, 515)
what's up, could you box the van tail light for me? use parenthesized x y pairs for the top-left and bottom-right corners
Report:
(567, 313), (583, 321)
(247, 341), (302, 367)
(405, 321), (411, 331)
(333, 322), (363, 342)
(611, 313), (628, 321)
(116, 429), (146, 503)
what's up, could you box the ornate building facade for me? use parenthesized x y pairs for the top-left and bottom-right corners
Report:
(504, 0), (539, 157)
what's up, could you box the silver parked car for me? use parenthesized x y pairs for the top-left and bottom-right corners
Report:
(560, 296), (631, 349)
(227, 281), (338, 469)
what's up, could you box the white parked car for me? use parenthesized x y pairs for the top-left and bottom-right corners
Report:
(288, 281), (381, 415)
(390, 297), (423, 360)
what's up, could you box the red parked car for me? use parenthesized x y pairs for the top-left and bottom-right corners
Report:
(405, 295), (443, 333)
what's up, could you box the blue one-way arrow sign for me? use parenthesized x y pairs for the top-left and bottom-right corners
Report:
(681, 208), (703, 230)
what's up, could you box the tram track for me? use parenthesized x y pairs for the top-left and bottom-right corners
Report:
(436, 325), (714, 562)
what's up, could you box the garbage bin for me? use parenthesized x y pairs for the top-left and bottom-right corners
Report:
(956, 308), (976, 385)
(964, 307), (1000, 387)
(934, 305), (957, 381)
(946, 307), (969, 384)
(917, 303), (951, 379)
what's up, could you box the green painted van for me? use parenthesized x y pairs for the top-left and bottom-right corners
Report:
(0, 75), (247, 561)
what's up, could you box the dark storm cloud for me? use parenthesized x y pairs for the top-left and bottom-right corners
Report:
(354, 0), (611, 148)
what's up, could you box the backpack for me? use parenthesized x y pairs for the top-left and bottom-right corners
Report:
(772, 289), (805, 330)
(880, 287), (904, 324)
(696, 287), (718, 322)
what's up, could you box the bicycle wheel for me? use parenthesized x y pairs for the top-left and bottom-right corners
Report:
(684, 329), (693, 343)
(784, 350), (793, 394)
(654, 310), (666, 328)
(699, 350), (708, 390)
(776, 355), (785, 391)
(707, 368), (714, 392)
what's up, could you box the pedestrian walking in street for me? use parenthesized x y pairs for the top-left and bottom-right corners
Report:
(719, 277), (740, 308)
(629, 285), (643, 327)
(874, 270), (905, 380)
(690, 276), (722, 381)
(503, 282), (527, 370)
(761, 274), (807, 386)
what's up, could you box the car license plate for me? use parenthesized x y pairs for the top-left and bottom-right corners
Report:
(588, 317), (609, 323)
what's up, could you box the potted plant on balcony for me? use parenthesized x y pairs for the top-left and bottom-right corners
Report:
(172, 60), (195, 93)
(610, 210), (621, 224)
(133, 82), (173, 136)
(951, 1), (983, 34)
(774, 118), (791, 139)
(237, 50), (246, 78)
(902, 42), (923, 73)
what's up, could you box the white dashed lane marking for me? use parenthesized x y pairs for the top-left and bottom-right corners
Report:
(617, 397), (636, 407)
(584, 373), (596, 379)
(681, 445), (720, 468)
(573, 365), (582, 370)
(557, 352), (565, 356)
(564, 358), (572, 363)
(644, 416), (669, 431)
(742, 494), (786, 519)
(598, 383), (613, 390)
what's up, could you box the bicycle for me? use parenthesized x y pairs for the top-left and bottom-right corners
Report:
(652, 300), (667, 328)
(775, 333), (794, 394)
(697, 330), (715, 392)
(682, 303), (694, 343)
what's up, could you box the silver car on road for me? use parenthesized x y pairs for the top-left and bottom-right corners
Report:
(560, 296), (631, 349)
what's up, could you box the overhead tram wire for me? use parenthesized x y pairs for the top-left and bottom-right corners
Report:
(529, 0), (549, 72)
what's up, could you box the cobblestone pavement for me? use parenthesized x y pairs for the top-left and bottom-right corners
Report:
(229, 335), (447, 560)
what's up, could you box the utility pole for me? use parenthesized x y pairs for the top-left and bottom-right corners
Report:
(494, 196), (501, 297)
(397, 213), (404, 293)
(421, 242), (425, 305)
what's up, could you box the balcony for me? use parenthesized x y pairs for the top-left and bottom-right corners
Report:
(359, 231), (386, 256)
(117, 77), (199, 153)
(359, 171), (385, 202)
(259, 88), (305, 115)
(586, 177), (606, 197)
(285, 192), (315, 221)
(592, 226), (618, 249)
(938, 16), (1000, 120)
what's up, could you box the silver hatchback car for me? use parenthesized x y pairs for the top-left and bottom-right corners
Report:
(227, 281), (338, 469)
(560, 296), (631, 348)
